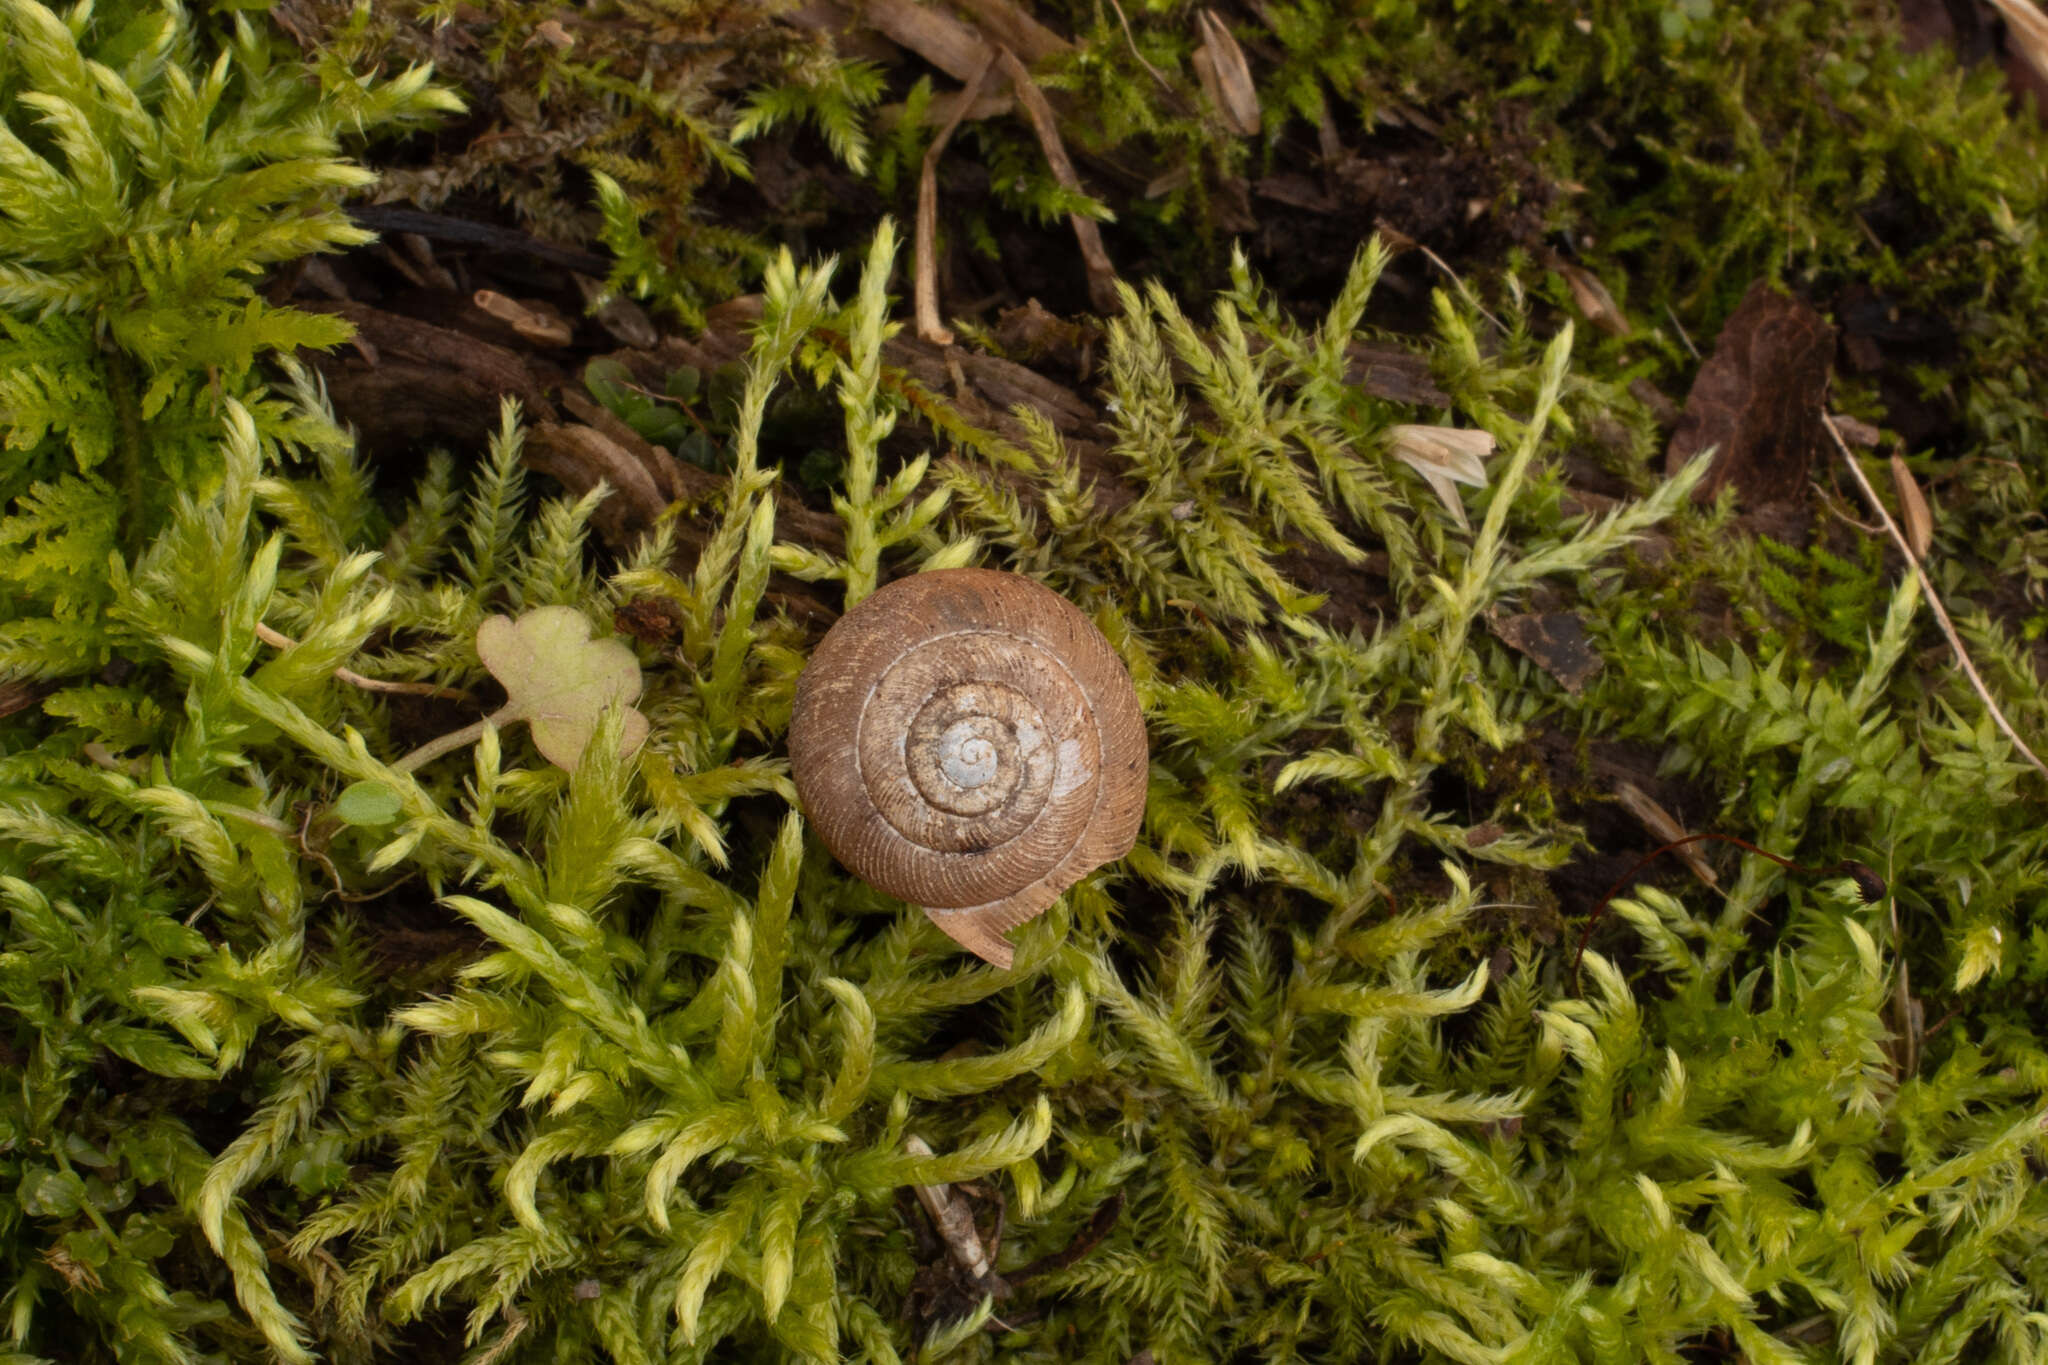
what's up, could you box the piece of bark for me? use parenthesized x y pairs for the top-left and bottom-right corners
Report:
(0, 678), (50, 721)
(301, 302), (559, 454)
(1663, 281), (1835, 506)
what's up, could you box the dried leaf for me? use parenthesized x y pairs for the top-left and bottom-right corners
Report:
(1387, 424), (1497, 530)
(1984, 0), (2048, 89)
(1195, 10), (1260, 136)
(1553, 259), (1630, 336)
(476, 607), (650, 771)
(1612, 780), (1717, 888)
(1888, 452), (1932, 561)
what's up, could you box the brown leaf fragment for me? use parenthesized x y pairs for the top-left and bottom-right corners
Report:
(1612, 779), (1717, 889)
(1889, 451), (1933, 560)
(573, 274), (658, 349)
(1664, 280), (1836, 506)
(1486, 610), (1603, 695)
(1195, 9), (1261, 136)
(1551, 258), (1630, 336)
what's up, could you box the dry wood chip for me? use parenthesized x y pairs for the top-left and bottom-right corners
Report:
(917, 52), (998, 344)
(946, 0), (1071, 63)
(1549, 256), (1630, 336)
(1984, 0), (2048, 89)
(862, 0), (1000, 83)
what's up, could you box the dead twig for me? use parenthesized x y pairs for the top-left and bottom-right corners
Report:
(1106, 0), (1176, 94)
(917, 53), (998, 345)
(1378, 219), (1508, 335)
(1824, 413), (2048, 781)
(996, 48), (1121, 315)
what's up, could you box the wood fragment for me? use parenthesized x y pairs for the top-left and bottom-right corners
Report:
(1825, 414), (2048, 782)
(917, 53), (997, 345)
(862, 0), (1000, 83)
(1549, 256), (1630, 336)
(996, 47), (1122, 315)
(946, 0), (1071, 63)
(573, 274), (659, 349)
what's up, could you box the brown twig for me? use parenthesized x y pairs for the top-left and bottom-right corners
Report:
(1106, 0), (1177, 95)
(1824, 413), (2048, 781)
(917, 53), (998, 345)
(996, 48), (1121, 315)
(254, 622), (478, 704)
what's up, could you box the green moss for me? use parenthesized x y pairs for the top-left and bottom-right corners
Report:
(6, 0), (2048, 1362)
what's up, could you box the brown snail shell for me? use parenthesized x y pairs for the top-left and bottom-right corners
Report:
(788, 568), (1148, 967)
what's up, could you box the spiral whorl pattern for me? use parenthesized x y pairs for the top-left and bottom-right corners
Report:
(789, 569), (1148, 965)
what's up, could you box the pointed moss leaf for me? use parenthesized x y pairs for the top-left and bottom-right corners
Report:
(333, 781), (404, 827)
(476, 606), (650, 771)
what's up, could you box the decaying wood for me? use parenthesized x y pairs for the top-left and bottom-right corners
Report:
(302, 301), (560, 450)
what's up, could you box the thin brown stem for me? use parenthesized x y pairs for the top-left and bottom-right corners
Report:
(255, 622), (477, 704)
(1824, 414), (2048, 782)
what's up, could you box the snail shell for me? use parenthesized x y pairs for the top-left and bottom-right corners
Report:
(788, 568), (1148, 968)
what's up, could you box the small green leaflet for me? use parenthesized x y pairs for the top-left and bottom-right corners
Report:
(333, 781), (403, 827)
